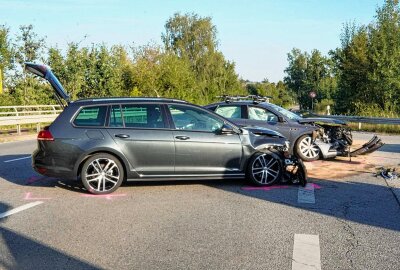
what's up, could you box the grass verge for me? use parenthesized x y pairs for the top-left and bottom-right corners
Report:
(347, 122), (400, 134)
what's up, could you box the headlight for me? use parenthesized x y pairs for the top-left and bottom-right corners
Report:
(283, 140), (291, 158)
(284, 140), (290, 151)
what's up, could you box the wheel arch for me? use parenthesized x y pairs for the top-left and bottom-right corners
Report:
(74, 148), (130, 181)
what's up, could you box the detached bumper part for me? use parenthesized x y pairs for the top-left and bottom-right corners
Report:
(313, 139), (338, 159)
(349, 135), (384, 157)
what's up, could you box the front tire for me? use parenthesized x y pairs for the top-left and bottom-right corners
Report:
(296, 135), (320, 161)
(81, 153), (124, 194)
(247, 152), (282, 186)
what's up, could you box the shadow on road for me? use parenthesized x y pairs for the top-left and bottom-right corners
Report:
(0, 201), (100, 270)
(124, 176), (400, 232)
(1, 155), (400, 233)
(0, 154), (87, 193)
(377, 143), (400, 154)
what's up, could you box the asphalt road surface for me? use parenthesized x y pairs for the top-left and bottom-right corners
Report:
(0, 132), (399, 270)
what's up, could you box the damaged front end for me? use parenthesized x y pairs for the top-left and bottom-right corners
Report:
(307, 120), (384, 159)
(244, 127), (307, 186)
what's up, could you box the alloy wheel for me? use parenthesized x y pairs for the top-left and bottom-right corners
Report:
(85, 158), (120, 192)
(299, 136), (320, 159)
(251, 154), (280, 185)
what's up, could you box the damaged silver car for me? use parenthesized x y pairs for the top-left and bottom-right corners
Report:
(205, 95), (384, 161)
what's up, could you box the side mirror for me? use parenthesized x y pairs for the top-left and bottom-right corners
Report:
(220, 124), (236, 135)
(278, 116), (285, 123)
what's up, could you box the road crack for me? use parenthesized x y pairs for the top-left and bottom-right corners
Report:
(336, 202), (361, 270)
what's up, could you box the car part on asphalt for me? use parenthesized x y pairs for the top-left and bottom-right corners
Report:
(375, 166), (398, 180)
(283, 156), (307, 187)
(205, 95), (384, 161)
(25, 63), (307, 194)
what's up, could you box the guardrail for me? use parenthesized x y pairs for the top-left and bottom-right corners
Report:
(0, 105), (62, 134)
(310, 113), (400, 129)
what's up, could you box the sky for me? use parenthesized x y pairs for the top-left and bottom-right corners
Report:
(1, 0), (385, 82)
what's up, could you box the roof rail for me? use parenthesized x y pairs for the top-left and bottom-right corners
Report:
(216, 95), (272, 104)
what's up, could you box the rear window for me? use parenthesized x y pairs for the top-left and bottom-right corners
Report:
(118, 104), (166, 128)
(215, 105), (242, 119)
(74, 106), (107, 127)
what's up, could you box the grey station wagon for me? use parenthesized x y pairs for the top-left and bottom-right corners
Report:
(26, 63), (306, 194)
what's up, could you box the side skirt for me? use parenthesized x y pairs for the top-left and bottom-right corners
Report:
(126, 174), (246, 181)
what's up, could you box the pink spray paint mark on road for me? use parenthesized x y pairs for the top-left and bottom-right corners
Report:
(26, 176), (41, 184)
(81, 194), (127, 200)
(241, 185), (290, 191)
(24, 192), (51, 200)
(305, 183), (322, 190)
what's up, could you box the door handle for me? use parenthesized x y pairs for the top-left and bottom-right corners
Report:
(115, 134), (130, 139)
(175, 136), (190, 140)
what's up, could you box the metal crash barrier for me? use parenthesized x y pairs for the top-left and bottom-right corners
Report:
(0, 105), (62, 134)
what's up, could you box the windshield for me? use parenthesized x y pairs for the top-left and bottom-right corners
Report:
(267, 103), (302, 120)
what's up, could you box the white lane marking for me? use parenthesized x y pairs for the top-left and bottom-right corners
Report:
(298, 183), (315, 204)
(0, 201), (43, 219)
(3, 156), (31, 163)
(292, 234), (321, 270)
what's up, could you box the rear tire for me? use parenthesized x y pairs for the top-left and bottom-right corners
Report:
(81, 153), (124, 195)
(296, 135), (320, 161)
(247, 152), (282, 186)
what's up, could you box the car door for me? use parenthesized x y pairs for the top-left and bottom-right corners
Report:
(246, 106), (293, 141)
(166, 104), (243, 175)
(106, 103), (175, 176)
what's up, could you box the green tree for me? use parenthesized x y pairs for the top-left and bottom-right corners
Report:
(12, 25), (51, 105)
(332, 25), (369, 114)
(158, 53), (197, 102)
(162, 13), (217, 69)
(162, 13), (243, 104)
(367, 0), (400, 113)
(333, 0), (400, 116)
(0, 25), (13, 95)
(284, 48), (337, 110)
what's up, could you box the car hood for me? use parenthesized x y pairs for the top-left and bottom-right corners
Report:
(297, 117), (347, 125)
(241, 126), (285, 138)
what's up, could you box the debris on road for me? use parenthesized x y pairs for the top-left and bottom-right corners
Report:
(375, 166), (399, 180)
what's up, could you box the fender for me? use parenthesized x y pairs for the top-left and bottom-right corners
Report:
(73, 146), (138, 179)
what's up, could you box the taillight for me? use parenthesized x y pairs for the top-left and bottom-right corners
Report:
(38, 130), (54, 141)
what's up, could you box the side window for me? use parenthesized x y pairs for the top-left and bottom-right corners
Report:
(168, 104), (224, 132)
(109, 105), (123, 127)
(74, 106), (107, 127)
(248, 106), (278, 122)
(121, 104), (166, 128)
(215, 105), (242, 119)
